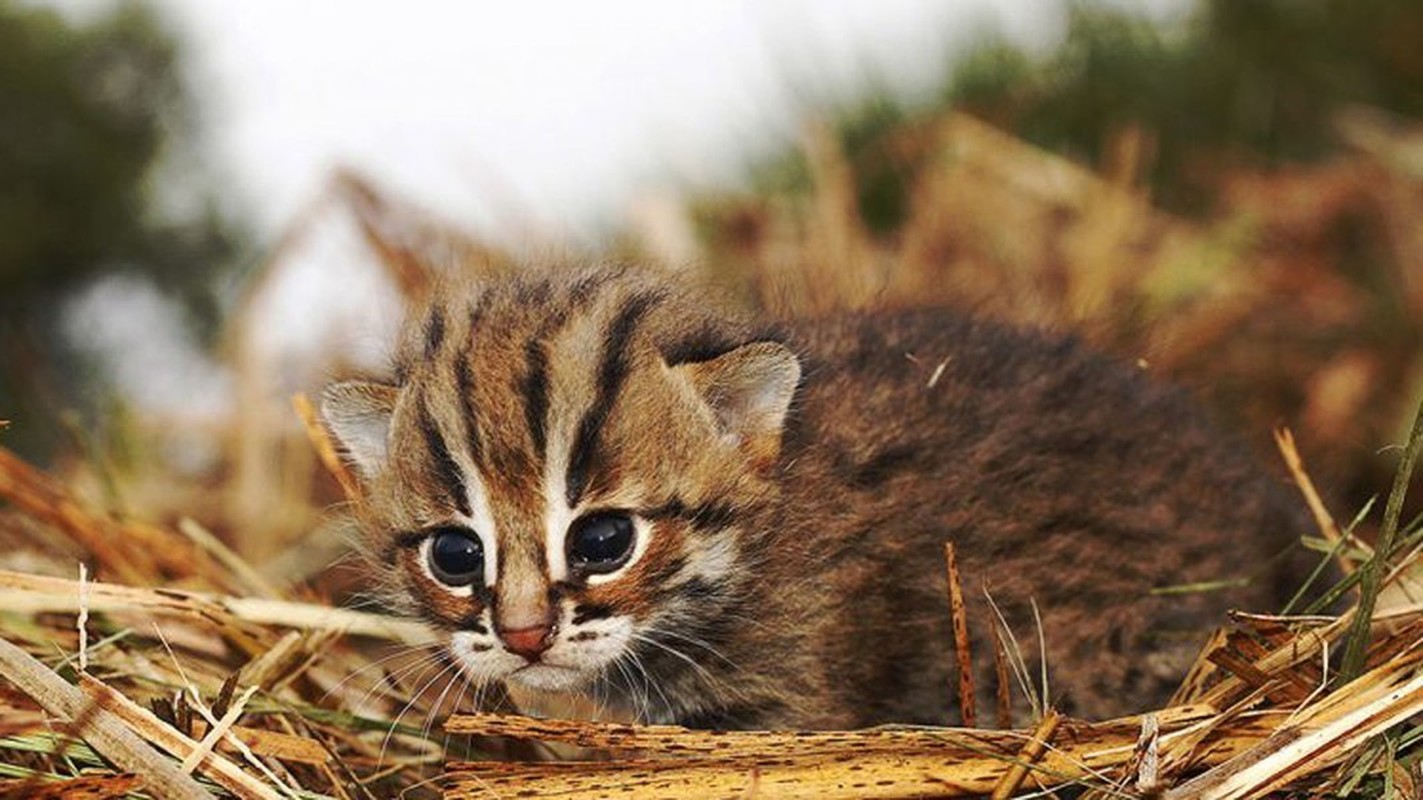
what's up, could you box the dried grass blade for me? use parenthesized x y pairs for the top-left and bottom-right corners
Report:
(1165, 667), (1423, 799)
(990, 708), (1061, 799)
(78, 675), (280, 800)
(0, 638), (211, 800)
(944, 541), (976, 727)
(1340, 398), (1423, 680)
(293, 392), (359, 501)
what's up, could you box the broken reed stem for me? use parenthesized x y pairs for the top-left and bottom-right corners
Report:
(990, 708), (1061, 799)
(445, 703), (1217, 757)
(445, 590), (1423, 798)
(1340, 397), (1423, 681)
(0, 568), (434, 646)
(179, 686), (256, 774)
(944, 541), (976, 727)
(292, 391), (359, 501)
(1166, 659), (1423, 799)
(79, 675), (281, 800)
(444, 706), (1271, 799)
(1274, 426), (1354, 576)
(0, 638), (211, 800)
(77, 562), (89, 674)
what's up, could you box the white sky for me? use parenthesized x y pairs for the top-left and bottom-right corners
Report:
(50, 0), (1192, 420)
(143, 0), (1182, 243)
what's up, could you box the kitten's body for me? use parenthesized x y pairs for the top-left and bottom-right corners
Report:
(323, 266), (1306, 729)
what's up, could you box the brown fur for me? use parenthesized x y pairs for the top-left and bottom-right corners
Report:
(322, 264), (1312, 729)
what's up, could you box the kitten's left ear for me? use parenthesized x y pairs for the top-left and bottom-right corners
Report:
(320, 380), (399, 479)
(672, 341), (800, 468)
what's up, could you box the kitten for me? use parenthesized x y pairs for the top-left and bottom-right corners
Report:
(321, 264), (1309, 729)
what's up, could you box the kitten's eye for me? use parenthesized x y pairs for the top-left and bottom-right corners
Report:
(567, 513), (635, 574)
(427, 528), (484, 586)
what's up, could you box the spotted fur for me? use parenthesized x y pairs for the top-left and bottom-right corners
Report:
(322, 264), (1312, 729)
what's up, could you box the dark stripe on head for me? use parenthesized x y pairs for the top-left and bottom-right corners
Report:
(645, 498), (739, 533)
(566, 268), (619, 308)
(565, 290), (664, 506)
(418, 398), (472, 517)
(514, 279), (553, 307)
(455, 350), (483, 465)
(423, 306), (446, 360)
(662, 323), (745, 367)
(456, 303), (485, 465)
(522, 339), (550, 459)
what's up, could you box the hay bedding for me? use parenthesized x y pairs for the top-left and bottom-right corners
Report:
(5, 130), (1423, 793)
(0, 402), (1420, 800)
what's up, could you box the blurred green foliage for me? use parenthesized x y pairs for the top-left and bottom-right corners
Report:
(0, 0), (246, 459)
(752, 0), (1423, 236)
(951, 0), (1423, 211)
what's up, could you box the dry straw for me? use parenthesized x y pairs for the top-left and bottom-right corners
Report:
(3, 113), (1423, 797)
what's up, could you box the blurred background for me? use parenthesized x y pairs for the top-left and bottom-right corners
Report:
(3, 0), (1423, 570)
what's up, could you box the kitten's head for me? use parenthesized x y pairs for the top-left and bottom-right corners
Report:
(321, 267), (798, 714)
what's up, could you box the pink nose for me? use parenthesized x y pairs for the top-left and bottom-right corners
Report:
(499, 624), (554, 661)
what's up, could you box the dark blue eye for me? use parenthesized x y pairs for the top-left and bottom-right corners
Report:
(567, 513), (635, 574)
(428, 528), (484, 586)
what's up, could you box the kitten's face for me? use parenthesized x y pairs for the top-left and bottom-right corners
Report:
(322, 271), (798, 708)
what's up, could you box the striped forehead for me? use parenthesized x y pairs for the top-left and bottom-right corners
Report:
(398, 272), (666, 577)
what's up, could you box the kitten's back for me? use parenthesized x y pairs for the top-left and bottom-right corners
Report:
(778, 308), (1307, 723)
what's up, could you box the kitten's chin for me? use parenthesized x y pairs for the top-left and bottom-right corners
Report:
(505, 663), (585, 691)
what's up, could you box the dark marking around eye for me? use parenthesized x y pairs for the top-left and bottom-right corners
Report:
(456, 614), (489, 635)
(645, 498), (739, 533)
(418, 399), (472, 517)
(382, 529), (431, 564)
(424, 306), (446, 359)
(566, 289), (665, 506)
(572, 604), (613, 625)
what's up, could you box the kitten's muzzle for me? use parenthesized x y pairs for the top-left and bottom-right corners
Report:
(498, 623), (555, 661)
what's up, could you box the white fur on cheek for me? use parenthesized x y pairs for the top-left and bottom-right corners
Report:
(683, 534), (737, 583)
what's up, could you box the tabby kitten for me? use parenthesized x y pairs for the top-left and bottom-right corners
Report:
(322, 264), (1307, 729)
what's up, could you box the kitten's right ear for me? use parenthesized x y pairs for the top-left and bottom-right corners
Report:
(671, 341), (800, 470)
(320, 380), (399, 479)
